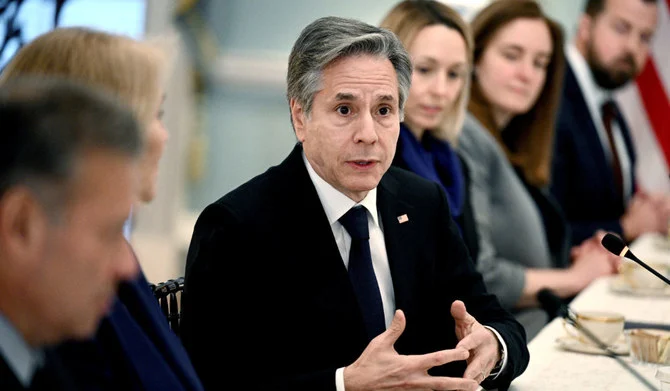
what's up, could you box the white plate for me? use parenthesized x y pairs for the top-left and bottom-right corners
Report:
(609, 276), (670, 297)
(556, 335), (629, 356)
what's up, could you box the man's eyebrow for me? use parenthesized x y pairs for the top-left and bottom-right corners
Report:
(335, 92), (357, 101)
(333, 92), (396, 103)
(378, 94), (396, 103)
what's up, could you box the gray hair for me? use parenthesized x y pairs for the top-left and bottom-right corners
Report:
(0, 77), (142, 214)
(287, 16), (412, 123)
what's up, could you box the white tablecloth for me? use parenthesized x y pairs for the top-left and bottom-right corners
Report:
(507, 233), (670, 390)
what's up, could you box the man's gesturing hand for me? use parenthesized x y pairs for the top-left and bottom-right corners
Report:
(451, 300), (501, 385)
(344, 309), (479, 391)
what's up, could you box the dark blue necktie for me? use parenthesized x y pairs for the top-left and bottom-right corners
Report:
(339, 206), (385, 340)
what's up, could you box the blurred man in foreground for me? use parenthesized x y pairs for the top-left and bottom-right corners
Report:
(0, 78), (142, 390)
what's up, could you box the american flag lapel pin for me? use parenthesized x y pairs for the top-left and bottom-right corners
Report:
(397, 214), (409, 224)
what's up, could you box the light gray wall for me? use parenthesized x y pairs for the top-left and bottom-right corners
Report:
(187, 0), (405, 211)
(537, 0), (586, 42)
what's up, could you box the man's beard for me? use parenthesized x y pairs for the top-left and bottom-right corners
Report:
(585, 42), (639, 91)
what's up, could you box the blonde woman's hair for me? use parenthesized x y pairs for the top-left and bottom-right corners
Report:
(380, 0), (473, 144)
(0, 27), (174, 134)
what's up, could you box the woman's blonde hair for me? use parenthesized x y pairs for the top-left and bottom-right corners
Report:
(380, 0), (473, 144)
(0, 27), (173, 134)
(468, 0), (565, 187)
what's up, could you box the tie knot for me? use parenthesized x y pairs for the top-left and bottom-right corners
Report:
(339, 206), (369, 240)
(601, 100), (618, 120)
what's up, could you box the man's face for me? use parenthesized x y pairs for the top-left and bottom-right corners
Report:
(582, 0), (658, 90)
(291, 54), (400, 202)
(32, 150), (139, 342)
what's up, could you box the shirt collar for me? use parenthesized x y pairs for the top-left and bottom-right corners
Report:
(566, 43), (614, 108)
(302, 150), (380, 227)
(0, 312), (44, 387)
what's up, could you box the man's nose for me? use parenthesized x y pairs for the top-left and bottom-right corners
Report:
(354, 111), (379, 144)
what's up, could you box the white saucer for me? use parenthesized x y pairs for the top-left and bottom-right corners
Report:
(609, 276), (670, 297)
(556, 335), (629, 356)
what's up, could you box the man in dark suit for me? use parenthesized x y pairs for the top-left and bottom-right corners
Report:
(551, 0), (670, 245)
(181, 16), (529, 391)
(0, 78), (142, 390)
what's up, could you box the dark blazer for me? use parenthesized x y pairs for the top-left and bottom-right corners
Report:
(56, 254), (203, 391)
(550, 63), (637, 245)
(0, 355), (25, 391)
(515, 168), (571, 272)
(0, 349), (79, 391)
(392, 137), (480, 261)
(181, 143), (529, 391)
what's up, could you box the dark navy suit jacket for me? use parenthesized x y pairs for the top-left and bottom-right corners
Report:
(0, 348), (79, 391)
(56, 247), (203, 391)
(550, 63), (636, 245)
(181, 143), (529, 391)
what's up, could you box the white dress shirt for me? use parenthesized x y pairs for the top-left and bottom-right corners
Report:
(301, 152), (507, 390)
(566, 43), (633, 201)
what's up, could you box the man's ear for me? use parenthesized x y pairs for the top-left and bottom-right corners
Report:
(576, 15), (593, 47)
(0, 187), (47, 263)
(290, 98), (307, 143)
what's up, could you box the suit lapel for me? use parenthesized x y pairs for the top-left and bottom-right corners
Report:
(280, 144), (357, 308)
(377, 172), (417, 313)
(282, 144), (348, 274)
(564, 65), (620, 198)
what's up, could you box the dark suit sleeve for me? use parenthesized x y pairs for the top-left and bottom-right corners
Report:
(429, 181), (529, 390)
(549, 119), (570, 226)
(180, 203), (265, 389)
(180, 203), (337, 390)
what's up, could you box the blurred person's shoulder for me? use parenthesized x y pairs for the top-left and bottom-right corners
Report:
(459, 112), (501, 162)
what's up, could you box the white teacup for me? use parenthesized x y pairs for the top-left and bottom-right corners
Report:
(620, 260), (670, 290)
(563, 310), (625, 347)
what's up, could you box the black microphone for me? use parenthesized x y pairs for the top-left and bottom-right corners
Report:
(601, 233), (670, 286)
(536, 288), (656, 390)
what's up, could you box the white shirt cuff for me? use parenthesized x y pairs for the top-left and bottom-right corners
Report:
(336, 367), (345, 391)
(483, 325), (508, 380)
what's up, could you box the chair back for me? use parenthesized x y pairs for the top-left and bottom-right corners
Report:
(150, 277), (185, 337)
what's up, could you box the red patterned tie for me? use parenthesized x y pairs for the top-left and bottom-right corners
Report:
(601, 100), (624, 199)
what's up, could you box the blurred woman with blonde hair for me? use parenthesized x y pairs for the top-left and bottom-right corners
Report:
(381, 0), (480, 259)
(0, 27), (203, 391)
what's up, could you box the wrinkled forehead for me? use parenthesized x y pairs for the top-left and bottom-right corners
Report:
(319, 55), (399, 102)
(599, 0), (658, 30)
